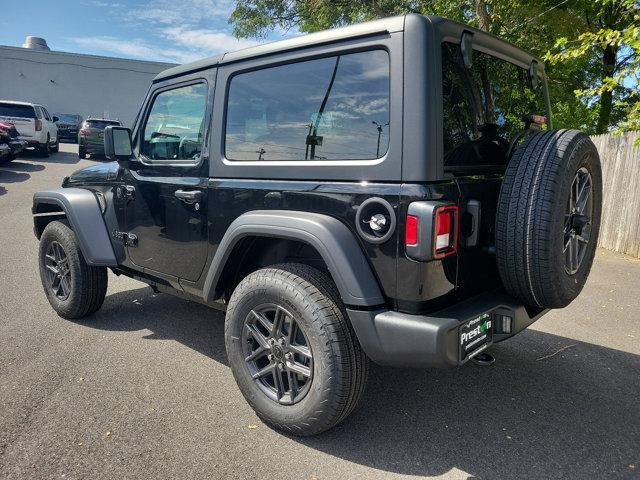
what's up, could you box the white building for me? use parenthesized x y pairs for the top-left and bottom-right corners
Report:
(0, 37), (175, 127)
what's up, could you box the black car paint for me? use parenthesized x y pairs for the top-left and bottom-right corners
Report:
(64, 160), (480, 314)
(59, 14), (547, 316)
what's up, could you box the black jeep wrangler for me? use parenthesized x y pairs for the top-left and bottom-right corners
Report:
(33, 15), (602, 436)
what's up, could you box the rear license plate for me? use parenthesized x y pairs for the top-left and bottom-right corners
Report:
(459, 313), (493, 362)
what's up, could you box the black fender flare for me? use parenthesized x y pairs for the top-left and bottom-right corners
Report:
(202, 210), (385, 307)
(32, 188), (117, 266)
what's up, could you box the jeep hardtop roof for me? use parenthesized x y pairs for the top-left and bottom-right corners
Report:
(154, 14), (543, 83)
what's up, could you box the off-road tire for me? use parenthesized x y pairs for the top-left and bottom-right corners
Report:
(38, 220), (108, 319)
(225, 263), (369, 436)
(496, 129), (602, 308)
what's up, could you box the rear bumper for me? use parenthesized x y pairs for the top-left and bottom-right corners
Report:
(8, 139), (27, 154)
(347, 290), (548, 368)
(79, 140), (104, 153)
(58, 130), (78, 139)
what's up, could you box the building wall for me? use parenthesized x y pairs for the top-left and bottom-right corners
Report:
(0, 46), (175, 128)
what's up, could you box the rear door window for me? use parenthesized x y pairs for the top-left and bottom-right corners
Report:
(0, 103), (36, 118)
(441, 42), (547, 169)
(87, 120), (121, 129)
(225, 49), (390, 161)
(140, 83), (208, 163)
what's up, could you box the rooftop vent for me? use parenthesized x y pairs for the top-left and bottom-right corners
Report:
(22, 36), (50, 51)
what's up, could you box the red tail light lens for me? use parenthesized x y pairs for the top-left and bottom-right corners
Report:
(405, 214), (419, 246)
(433, 205), (459, 258)
(35, 119), (42, 131)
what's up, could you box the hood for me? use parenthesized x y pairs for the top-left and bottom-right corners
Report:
(66, 161), (119, 185)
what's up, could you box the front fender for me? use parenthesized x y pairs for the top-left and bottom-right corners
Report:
(202, 210), (385, 307)
(33, 188), (117, 266)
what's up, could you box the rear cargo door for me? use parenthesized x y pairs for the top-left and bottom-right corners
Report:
(439, 42), (548, 297)
(0, 103), (36, 138)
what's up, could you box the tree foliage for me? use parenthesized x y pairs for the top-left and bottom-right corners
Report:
(229, 0), (640, 135)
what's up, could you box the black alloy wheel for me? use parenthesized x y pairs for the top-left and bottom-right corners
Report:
(242, 303), (313, 405)
(44, 240), (72, 300)
(564, 167), (593, 275)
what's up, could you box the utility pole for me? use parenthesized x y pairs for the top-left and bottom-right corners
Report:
(372, 121), (389, 157)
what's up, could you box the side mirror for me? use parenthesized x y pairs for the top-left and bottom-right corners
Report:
(52, 116), (59, 122)
(104, 126), (135, 165)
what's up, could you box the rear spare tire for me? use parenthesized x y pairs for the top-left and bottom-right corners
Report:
(496, 129), (602, 308)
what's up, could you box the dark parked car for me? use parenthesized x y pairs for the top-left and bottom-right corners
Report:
(0, 121), (27, 163)
(54, 113), (83, 142)
(78, 118), (121, 158)
(33, 15), (602, 436)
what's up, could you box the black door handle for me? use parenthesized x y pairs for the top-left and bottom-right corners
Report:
(174, 189), (203, 204)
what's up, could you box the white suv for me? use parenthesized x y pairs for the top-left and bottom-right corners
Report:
(0, 101), (58, 156)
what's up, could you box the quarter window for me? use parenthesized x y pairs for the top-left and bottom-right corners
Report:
(441, 42), (547, 169)
(141, 83), (208, 162)
(225, 50), (390, 161)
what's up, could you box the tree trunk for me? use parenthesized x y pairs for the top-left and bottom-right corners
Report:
(595, 43), (618, 134)
(475, 0), (491, 32)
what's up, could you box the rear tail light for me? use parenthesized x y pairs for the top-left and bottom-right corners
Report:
(35, 119), (42, 131)
(405, 215), (419, 246)
(405, 202), (459, 261)
(433, 205), (459, 258)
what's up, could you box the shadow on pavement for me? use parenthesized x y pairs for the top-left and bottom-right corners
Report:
(1, 160), (45, 173)
(87, 286), (639, 479)
(0, 168), (30, 193)
(18, 148), (81, 165)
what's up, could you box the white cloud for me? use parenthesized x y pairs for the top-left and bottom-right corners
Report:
(71, 36), (198, 63)
(72, 0), (266, 64)
(162, 27), (259, 54)
(133, 0), (235, 24)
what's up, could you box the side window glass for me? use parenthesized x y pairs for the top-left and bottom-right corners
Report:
(43, 109), (52, 121)
(441, 42), (547, 169)
(35, 107), (43, 119)
(225, 50), (390, 161)
(141, 83), (208, 162)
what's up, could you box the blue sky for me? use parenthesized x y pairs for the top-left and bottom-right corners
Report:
(2, 0), (284, 64)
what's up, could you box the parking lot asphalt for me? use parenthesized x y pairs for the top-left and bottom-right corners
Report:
(1, 143), (639, 480)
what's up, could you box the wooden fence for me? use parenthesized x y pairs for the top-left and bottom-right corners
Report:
(591, 131), (640, 258)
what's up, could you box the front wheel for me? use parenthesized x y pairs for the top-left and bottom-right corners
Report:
(38, 220), (108, 319)
(225, 263), (368, 436)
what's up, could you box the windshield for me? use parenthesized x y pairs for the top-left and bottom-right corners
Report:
(55, 114), (81, 123)
(0, 103), (36, 119)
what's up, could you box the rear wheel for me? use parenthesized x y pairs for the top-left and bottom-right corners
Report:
(38, 221), (108, 319)
(38, 135), (50, 157)
(496, 129), (602, 308)
(51, 136), (59, 152)
(225, 263), (368, 436)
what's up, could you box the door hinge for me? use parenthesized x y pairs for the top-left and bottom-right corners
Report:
(113, 230), (138, 247)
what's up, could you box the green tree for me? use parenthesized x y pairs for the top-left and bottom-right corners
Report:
(229, 0), (639, 135)
(545, 0), (639, 135)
